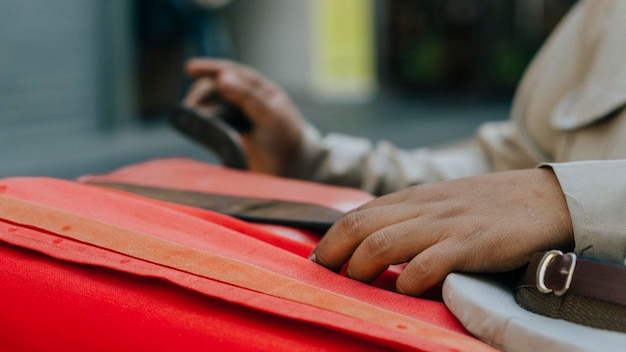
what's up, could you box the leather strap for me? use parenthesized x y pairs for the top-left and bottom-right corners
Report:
(169, 105), (249, 170)
(88, 181), (343, 232)
(517, 251), (626, 307)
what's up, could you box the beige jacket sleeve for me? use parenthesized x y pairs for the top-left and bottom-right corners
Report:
(287, 125), (491, 195)
(288, 120), (537, 196)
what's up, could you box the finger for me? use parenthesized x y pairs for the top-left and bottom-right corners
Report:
(186, 59), (285, 123)
(185, 58), (234, 77)
(218, 63), (279, 99)
(345, 217), (439, 283)
(216, 71), (284, 125)
(183, 77), (215, 107)
(395, 241), (464, 297)
(349, 183), (436, 213)
(216, 70), (261, 102)
(311, 203), (425, 271)
(186, 65), (268, 127)
(185, 58), (268, 102)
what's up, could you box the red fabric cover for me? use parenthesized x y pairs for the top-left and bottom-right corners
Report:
(79, 157), (372, 247)
(0, 159), (496, 351)
(79, 158), (413, 292)
(0, 241), (386, 352)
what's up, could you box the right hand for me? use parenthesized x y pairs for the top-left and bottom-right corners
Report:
(311, 168), (575, 296)
(184, 58), (306, 176)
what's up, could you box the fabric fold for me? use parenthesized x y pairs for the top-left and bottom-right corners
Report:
(0, 174), (494, 351)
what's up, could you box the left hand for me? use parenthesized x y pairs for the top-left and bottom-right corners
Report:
(184, 59), (307, 176)
(310, 168), (574, 296)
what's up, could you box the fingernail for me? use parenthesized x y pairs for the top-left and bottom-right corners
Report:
(308, 250), (317, 263)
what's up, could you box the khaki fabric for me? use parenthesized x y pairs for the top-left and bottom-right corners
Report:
(288, 0), (626, 264)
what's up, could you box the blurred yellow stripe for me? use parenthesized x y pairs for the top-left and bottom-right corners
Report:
(311, 0), (376, 101)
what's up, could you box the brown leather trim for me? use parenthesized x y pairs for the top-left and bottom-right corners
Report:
(87, 181), (343, 232)
(517, 252), (626, 307)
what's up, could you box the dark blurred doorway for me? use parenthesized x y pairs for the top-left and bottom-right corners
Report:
(381, 0), (577, 99)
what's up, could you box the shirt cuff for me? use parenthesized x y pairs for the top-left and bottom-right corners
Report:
(540, 160), (626, 264)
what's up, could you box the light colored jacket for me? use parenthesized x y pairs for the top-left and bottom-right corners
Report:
(289, 0), (626, 265)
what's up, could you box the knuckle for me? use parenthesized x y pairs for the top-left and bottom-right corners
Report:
(337, 210), (367, 240)
(266, 91), (286, 106)
(362, 231), (392, 259)
(215, 75), (234, 91)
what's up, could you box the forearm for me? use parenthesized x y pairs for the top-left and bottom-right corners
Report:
(287, 125), (492, 195)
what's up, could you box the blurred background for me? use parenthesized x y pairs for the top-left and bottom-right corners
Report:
(0, 0), (576, 179)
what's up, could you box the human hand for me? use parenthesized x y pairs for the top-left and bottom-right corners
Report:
(184, 58), (306, 176)
(310, 168), (574, 296)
